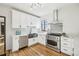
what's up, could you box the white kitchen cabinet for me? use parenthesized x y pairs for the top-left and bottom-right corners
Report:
(74, 37), (79, 56)
(12, 36), (19, 52)
(74, 48), (79, 56)
(28, 37), (38, 46)
(26, 14), (32, 26)
(61, 36), (74, 55)
(28, 15), (40, 28)
(12, 10), (40, 28)
(12, 10), (31, 28)
(61, 46), (73, 55)
(12, 10), (21, 28)
(12, 35), (28, 52)
(38, 33), (47, 45)
(20, 13), (29, 28)
(31, 16), (40, 26)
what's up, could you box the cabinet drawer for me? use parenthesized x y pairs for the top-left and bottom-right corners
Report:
(61, 42), (73, 48)
(61, 46), (73, 55)
(28, 38), (37, 46)
(61, 37), (72, 42)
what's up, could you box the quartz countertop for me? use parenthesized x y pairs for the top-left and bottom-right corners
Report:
(62, 33), (79, 39)
(15, 34), (28, 36)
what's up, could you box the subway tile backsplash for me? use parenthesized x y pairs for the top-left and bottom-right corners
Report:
(49, 23), (63, 33)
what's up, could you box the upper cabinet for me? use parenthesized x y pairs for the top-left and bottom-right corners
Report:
(30, 15), (40, 27)
(20, 12), (29, 28)
(12, 10), (40, 28)
(12, 10), (21, 28)
(12, 10), (27, 28)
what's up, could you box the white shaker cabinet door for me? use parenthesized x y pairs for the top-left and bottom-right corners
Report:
(31, 16), (40, 26)
(38, 34), (46, 45)
(20, 13), (28, 28)
(12, 36), (19, 52)
(74, 38), (79, 56)
(28, 38), (38, 46)
(61, 36), (74, 55)
(12, 10), (21, 28)
(26, 14), (33, 26)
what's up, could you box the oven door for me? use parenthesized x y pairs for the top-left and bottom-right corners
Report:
(47, 35), (60, 49)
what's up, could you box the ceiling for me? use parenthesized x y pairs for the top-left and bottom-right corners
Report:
(1, 3), (73, 17)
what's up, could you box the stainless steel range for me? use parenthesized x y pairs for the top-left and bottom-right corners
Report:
(46, 33), (62, 52)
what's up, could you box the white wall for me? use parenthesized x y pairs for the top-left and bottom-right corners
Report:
(59, 4), (79, 34)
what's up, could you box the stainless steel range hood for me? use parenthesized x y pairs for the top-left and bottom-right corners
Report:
(53, 9), (59, 23)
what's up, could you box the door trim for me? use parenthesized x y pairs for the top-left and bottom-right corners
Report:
(0, 16), (6, 56)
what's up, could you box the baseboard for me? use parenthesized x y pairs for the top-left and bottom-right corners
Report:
(28, 43), (45, 47)
(60, 52), (70, 56)
(19, 46), (28, 50)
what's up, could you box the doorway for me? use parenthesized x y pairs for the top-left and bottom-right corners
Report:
(0, 16), (6, 56)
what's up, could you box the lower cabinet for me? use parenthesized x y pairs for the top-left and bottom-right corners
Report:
(74, 48), (79, 56)
(74, 38), (79, 56)
(38, 33), (47, 45)
(12, 33), (47, 52)
(28, 33), (47, 46)
(12, 36), (19, 52)
(61, 46), (74, 55)
(61, 36), (74, 55)
(28, 37), (38, 46)
(12, 35), (28, 52)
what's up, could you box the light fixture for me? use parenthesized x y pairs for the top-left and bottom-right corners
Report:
(31, 3), (42, 8)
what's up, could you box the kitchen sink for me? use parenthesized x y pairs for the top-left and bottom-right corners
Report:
(28, 33), (38, 38)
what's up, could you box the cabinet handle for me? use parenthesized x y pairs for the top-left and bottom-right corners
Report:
(63, 43), (68, 45)
(64, 39), (68, 40)
(63, 49), (67, 51)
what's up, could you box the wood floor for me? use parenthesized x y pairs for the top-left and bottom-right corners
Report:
(9, 44), (65, 56)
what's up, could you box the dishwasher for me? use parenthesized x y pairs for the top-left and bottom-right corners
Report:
(19, 36), (28, 49)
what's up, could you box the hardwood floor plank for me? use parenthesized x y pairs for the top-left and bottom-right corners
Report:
(9, 44), (66, 56)
(31, 44), (60, 56)
(28, 48), (40, 56)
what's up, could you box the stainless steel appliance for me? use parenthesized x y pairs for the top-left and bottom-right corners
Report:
(46, 33), (62, 52)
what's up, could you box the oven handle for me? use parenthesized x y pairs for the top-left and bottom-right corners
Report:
(57, 37), (61, 50)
